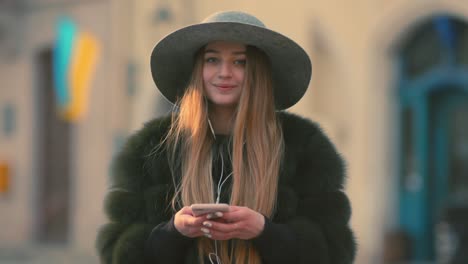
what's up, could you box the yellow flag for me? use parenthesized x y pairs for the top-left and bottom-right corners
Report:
(63, 32), (100, 121)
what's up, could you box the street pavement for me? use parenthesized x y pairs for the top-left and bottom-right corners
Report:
(0, 246), (98, 264)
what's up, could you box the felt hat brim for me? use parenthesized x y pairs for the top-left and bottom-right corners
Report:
(150, 14), (312, 110)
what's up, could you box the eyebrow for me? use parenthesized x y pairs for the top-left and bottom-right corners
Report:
(204, 49), (246, 55)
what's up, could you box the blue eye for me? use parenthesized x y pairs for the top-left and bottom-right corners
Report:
(234, 59), (246, 65)
(205, 57), (218, 63)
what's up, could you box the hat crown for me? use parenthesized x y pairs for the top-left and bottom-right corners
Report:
(202, 11), (266, 28)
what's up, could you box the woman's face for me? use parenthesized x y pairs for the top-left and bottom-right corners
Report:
(203, 41), (246, 110)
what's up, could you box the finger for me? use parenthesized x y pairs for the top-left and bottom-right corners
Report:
(221, 210), (246, 222)
(203, 220), (239, 233)
(175, 217), (206, 238)
(206, 212), (224, 219)
(179, 206), (196, 215)
(200, 227), (211, 237)
(191, 228), (206, 237)
(176, 211), (206, 227)
(205, 229), (235, 241)
(227, 205), (243, 211)
(221, 206), (256, 222)
(184, 215), (207, 227)
(185, 228), (206, 238)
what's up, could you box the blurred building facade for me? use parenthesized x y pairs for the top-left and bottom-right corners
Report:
(0, 0), (467, 263)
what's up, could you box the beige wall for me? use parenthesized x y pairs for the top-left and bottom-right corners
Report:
(0, 59), (34, 248)
(0, 0), (132, 258)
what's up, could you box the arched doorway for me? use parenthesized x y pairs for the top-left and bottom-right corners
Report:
(35, 47), (72, 244)
(397, 15), (468, 261)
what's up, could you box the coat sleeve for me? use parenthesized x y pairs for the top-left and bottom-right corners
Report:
(252, 115), (356, 264)
(95, 118), (195, 264)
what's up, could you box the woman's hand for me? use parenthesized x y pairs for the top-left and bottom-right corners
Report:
(201, 206), (265, 240)
(174, 206), (207, 238)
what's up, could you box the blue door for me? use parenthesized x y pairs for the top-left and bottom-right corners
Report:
(430, 89), (468, 214)
(397, 16), (468, 261)
(399, 81), (468, 261)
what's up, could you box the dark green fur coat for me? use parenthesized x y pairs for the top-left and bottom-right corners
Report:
(96, 111), (356, 263)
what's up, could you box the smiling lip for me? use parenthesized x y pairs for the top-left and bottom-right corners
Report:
(214, 84), (236, 90)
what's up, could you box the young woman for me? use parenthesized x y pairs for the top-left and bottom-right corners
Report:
(96, 11), (356, 264)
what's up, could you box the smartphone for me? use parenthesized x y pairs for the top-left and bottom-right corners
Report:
(190, 203), (230, 217)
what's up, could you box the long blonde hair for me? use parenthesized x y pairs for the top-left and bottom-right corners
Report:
(165, 45), (284, 264)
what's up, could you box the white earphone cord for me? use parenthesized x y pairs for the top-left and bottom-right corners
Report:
(207, 124), (232, 264)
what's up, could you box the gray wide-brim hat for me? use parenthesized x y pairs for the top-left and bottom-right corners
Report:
(150, 11), (312, 110)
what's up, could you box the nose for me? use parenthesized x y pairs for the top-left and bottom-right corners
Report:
(218, 61), (233, 78)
